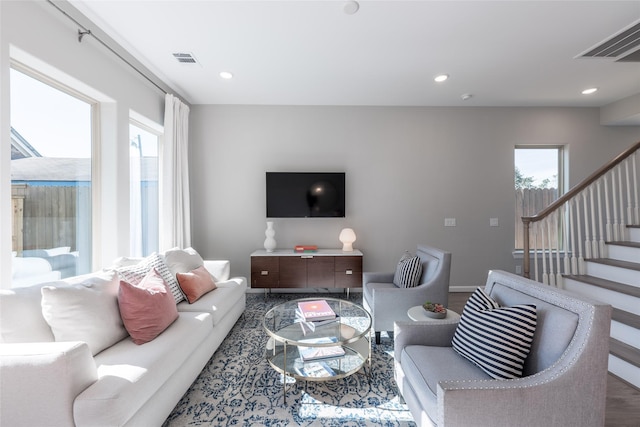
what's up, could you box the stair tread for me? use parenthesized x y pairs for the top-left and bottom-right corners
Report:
(587, 258), (640, 272)
(606, 241), (640, 249)
(613, 308), (640, 330)
(563, 274), (640, 298)
(610, 338), (640, 368)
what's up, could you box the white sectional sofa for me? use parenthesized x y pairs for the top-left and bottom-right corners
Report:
(0, 249), (247, 427)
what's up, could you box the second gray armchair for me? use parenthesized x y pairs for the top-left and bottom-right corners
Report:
(363, 244), (452, 344)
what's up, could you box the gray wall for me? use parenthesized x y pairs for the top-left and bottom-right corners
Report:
(190, 105), (640, 289)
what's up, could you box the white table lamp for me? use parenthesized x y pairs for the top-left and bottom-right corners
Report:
(339, 228), (356, 251)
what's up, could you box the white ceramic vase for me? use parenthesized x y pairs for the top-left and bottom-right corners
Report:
(264, 221), (276, 252)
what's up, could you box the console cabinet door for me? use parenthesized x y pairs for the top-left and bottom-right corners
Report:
(279, 257), (307, 288)
(251, 252), (362, 289)
(251, 256), (279, 288)
(335, 256), (363, 288)
(307, 256), (335, 288)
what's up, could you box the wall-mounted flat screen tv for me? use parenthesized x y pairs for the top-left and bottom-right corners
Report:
(266, 172), (345, 218)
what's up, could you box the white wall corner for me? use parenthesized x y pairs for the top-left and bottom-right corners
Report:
(600, 93), (640, 126)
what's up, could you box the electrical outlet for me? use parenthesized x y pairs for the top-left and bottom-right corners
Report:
(444, 218), (456, 227)
(490, 218), (499, 227)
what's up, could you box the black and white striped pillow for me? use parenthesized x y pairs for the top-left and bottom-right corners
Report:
(392, 252), (422, 288)
(452, 287), (537, 379)
(117, 253), (185, 304)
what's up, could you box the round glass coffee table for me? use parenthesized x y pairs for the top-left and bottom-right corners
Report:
(263, 297), (371, 404)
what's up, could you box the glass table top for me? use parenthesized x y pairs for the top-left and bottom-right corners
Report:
(263, 297), (371, 346)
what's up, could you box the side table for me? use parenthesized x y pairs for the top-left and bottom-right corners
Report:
(407, 306), (461, 322)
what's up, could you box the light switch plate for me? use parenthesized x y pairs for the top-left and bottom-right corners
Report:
(444, 218), (456, 227)
(490, 218), (499, 227)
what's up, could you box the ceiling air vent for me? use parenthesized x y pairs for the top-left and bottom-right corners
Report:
(580, 20), (640, 62)
(172, 52), (198, 64)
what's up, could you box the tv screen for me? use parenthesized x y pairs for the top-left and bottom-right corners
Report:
(266, 172), (345, 218)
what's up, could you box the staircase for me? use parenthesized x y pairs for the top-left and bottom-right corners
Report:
(563, 225), (640, 389)
(521, 141), (640, 390)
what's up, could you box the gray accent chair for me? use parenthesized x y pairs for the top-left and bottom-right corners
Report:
(394, 270), (612, 427)
(363, 245), (451, 344)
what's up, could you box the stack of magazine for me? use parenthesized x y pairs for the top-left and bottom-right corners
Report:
(297, 336), (345, 362)
(297, 300), (336, 321)
(295, 299), (339, 334)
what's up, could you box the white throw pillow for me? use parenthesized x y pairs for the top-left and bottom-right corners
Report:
(41, 270), (128, 356)
(164, 247), (205, 276)
(110, 256), (144, 268)
(1, 283), (57, 343)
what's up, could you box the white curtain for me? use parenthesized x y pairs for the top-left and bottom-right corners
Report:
(160, 93), (191, 250)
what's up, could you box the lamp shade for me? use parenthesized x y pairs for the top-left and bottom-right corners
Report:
(339, 228), (356, 251)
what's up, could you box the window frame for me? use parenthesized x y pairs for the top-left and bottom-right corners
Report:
(129, 111), (163, 257)
(10, 61), (100, 274)
(514, 144), (567, 250)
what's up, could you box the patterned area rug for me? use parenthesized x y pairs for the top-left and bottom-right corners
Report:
(163, 293), (416, 426)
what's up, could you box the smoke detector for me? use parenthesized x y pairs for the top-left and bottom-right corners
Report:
(344, 1), (359, 15)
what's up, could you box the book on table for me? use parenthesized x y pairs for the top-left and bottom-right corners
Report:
(297, 336), (345, 361)
(297, 299), (336, 322)
(296, 314), (340, 335)
(295, 361), (336, 378)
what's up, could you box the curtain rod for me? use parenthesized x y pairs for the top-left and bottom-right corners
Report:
(46, 0), (168, 95)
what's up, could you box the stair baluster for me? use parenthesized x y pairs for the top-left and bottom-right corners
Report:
(521, 141), (640, 389)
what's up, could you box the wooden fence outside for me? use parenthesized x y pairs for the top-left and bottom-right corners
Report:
(515, 188), (559, 249)
(11, 184), (90, 254)
(11, 181), (157, 258)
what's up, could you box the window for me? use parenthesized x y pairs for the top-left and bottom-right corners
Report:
(514, 146), (564, 249)
(10, 66), (94, 285)
(129, 119), (160, 257)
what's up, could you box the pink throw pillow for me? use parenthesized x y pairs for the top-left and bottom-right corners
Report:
(118, 268), (178, 345)
(176, 265), (217, 304)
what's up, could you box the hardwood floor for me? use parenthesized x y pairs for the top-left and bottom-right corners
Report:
(448, 292), (640, 427)
(606, 374), (640, 426)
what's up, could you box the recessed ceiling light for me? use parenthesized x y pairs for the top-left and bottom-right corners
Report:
(220, 71), (233, 80)
(434, 74), (449, 83)
(582, 87), (598, 95)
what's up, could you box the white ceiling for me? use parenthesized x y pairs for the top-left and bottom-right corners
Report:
(70, 1), (640, 108)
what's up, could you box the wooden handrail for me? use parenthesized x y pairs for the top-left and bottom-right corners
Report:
(522, 140), (640, 278)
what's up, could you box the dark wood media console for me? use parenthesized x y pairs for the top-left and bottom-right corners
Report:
(250, 249), (363, 290)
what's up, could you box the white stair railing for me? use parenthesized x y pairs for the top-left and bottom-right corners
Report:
(522, 141), (640, 283)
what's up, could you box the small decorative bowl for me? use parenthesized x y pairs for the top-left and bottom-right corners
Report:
(422, 302), (447, 319)
(422, 309), (447, 319)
